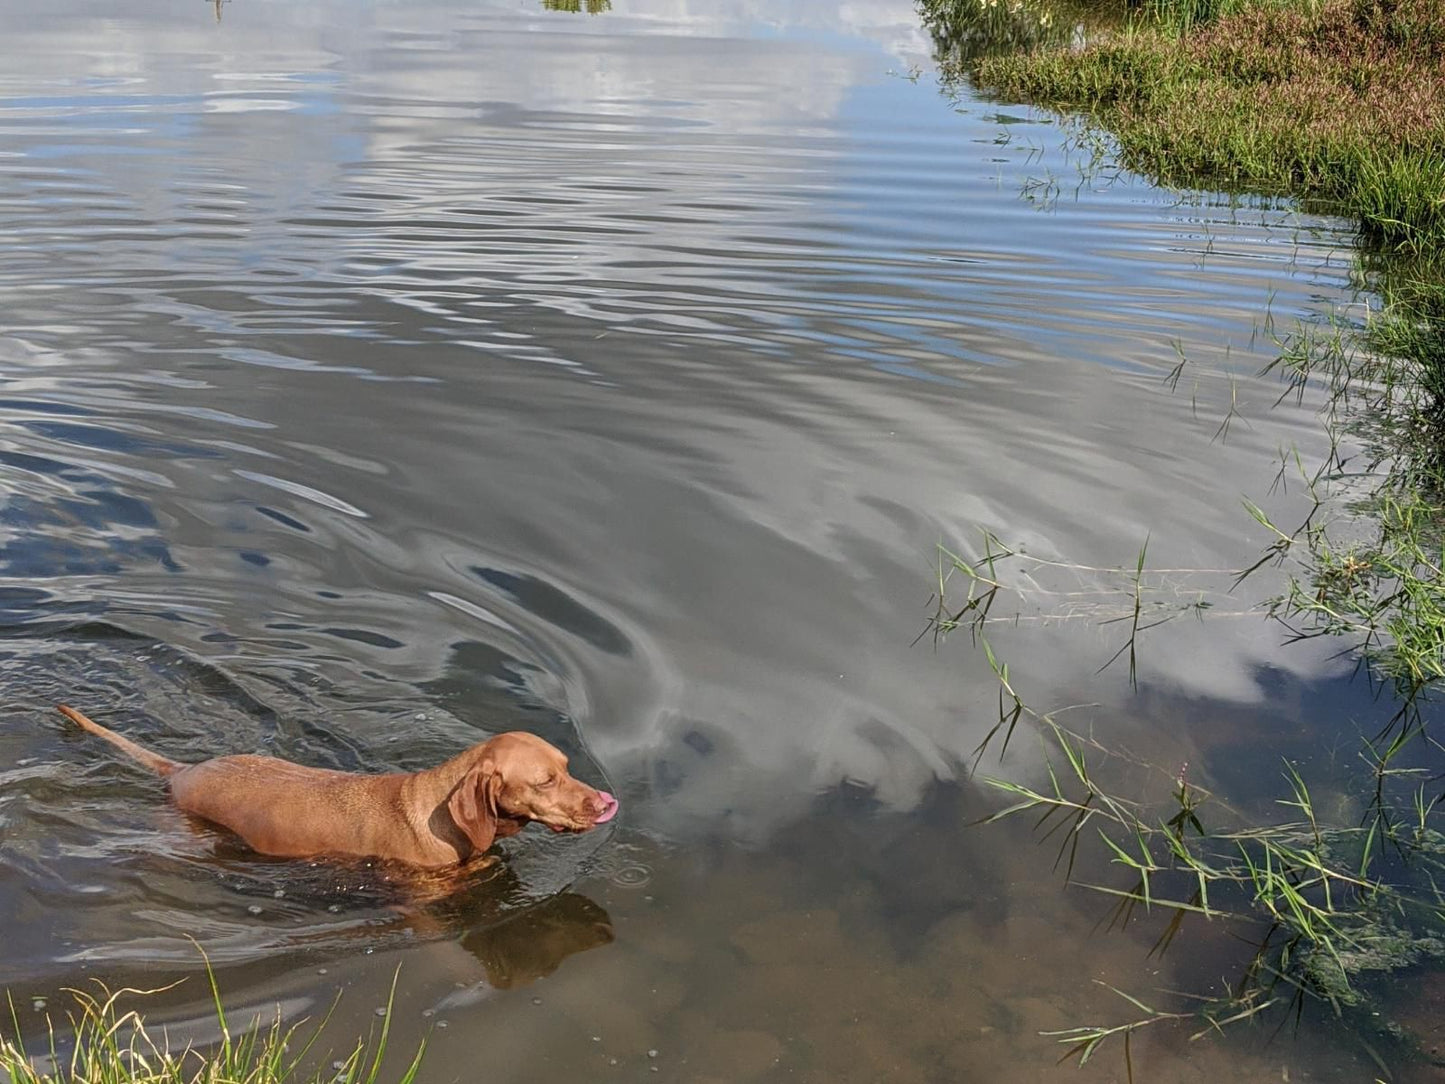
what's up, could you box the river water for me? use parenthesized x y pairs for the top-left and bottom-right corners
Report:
(0, 0), (1409, 1080)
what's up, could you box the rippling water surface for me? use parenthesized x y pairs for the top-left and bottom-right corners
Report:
(0, 0), (1395, 1079)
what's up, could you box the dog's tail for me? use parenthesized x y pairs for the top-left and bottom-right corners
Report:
(57, 704), (183, 777)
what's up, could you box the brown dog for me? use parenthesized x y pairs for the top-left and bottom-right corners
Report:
(56, 705), (618, 868)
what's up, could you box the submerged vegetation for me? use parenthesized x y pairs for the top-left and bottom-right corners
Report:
(921, 0), (1445, 1073)
(0, 969), (425, 1084)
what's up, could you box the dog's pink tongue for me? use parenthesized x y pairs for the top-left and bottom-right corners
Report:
(593, 791), (619, 825)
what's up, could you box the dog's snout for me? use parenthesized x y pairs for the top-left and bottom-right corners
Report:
(590, 789), (619, 824)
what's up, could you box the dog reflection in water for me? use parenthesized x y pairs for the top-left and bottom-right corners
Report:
(387, 861), (616, 1010)
(432, 890), (614, 1008)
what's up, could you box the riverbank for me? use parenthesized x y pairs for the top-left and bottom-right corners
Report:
(966, 0), (1444, 251)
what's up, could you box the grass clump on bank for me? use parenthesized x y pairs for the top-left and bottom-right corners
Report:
(1, 972), (425, 1084)
(968, 0), (1445, 249)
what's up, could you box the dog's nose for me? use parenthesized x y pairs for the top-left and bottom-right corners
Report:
(591, 790), (619, 824)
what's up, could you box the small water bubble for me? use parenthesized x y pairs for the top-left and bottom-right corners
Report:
(609, 1058), (618, 1067)
(415, 713), (427, 721)
(31, 998), (46, 1012)
(374, 1007), (388, 1018)
(317, 968), (328, 976)
(422, 1009), (434, 1018)
(648, 1050), (658, 1058)
(531, 996), (542, 1006)
(247, 905), (263, 916)
(592, 1036), (601, 1043)
(273, 889), (285, 898)
(364, 947), (373, 955)
(436, 1020), (448, 1029)
(332, 1060), (347, 1072)
(328, 904), (341, 913)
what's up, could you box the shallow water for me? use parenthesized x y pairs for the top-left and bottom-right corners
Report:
(0, 0), (1412, 1079)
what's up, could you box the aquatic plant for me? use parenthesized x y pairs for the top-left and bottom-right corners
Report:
(927, 533), (1445, 1076)
(0, 965), (425, 1084)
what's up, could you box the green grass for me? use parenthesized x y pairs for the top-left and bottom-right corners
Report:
(928, 537), (1445, 1074)
(958, 0), (1445, 250)
(1, 966), (425, 1084)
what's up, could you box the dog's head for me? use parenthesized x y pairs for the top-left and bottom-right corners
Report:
(448, 732), (618, 855)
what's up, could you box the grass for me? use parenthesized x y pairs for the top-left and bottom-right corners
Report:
(934, 0), (1445, 251)
(928, 538), (1445, 1075)
(0, 963), (425, 1084)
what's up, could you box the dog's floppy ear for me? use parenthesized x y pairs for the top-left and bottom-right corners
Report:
(448, 759), (500, 855)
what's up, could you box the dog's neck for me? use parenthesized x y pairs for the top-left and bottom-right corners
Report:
(400, 743), (493, 861)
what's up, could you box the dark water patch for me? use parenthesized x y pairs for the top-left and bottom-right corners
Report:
(319, 626), (406, 650)
(22, 420), (219, 460)
(472, 566), (631, 656)
(253, 505), (311, 532)
(0, 398), (96, 416)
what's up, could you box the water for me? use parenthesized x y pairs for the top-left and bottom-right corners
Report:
(0, 0), (1404, 1079)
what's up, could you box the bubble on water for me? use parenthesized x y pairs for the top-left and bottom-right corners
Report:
(436, 1020), (448, 1029)
(328, 904), (341, 913)
(374, 1007), (388, 1018)
(332, 1060), (347, 1072)
(648, 1050), (658, 1058)
(31, 998), (46, 1012)
(247, 905), (263, 915)
(422, 1009), (434, 1018)
(317, 968), (328, 975)
(611, 864), (652, 888)
(531, 997), (542, 1006)
(273, 889), (285, 898)
(415, 713), (427, 721)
